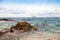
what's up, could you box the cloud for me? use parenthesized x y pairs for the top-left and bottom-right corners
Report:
(0, 4), (60, 17)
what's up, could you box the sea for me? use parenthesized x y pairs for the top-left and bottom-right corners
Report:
(0, 17), (60, 34)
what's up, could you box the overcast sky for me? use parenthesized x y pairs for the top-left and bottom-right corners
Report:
(0, 0), (60, 17)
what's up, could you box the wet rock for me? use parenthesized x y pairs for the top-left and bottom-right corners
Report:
(0, 18), (9, 21)
(11, 22), (37, 32)
(0, 18), (16, 22)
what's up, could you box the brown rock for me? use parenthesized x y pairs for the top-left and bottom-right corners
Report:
(11, 22), (37, 32)
(0, 31), (4, 37)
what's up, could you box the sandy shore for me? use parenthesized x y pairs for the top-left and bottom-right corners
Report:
(19, 31), (60, 40)
(0, 31), (60, 40)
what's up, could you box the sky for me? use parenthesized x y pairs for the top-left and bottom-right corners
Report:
(0, 0), (60, 17)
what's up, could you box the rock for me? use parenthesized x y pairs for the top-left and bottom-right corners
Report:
(0, 28), (10, 37)
(0, 18), (16, 22)
(0, 22), (37, 40)
(11, 22), (37, 32)
(0, 18), (9, 21)
(0, 22), (37, 37)
(0, 31), (4, 37)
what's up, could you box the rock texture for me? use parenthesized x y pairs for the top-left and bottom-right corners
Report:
(11, 22), (37, 32)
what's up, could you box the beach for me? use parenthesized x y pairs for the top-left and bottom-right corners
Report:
(0, 18), (60, 40)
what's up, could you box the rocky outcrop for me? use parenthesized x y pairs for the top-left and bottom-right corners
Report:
(11, 22), (37, 32)
(0, 22), (37, 37)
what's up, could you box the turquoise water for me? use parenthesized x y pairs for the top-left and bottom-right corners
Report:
(0, 17), (60, 33)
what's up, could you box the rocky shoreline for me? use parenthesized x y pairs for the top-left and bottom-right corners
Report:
(0, 21), (60, 40)
(0, 22), (37, 37)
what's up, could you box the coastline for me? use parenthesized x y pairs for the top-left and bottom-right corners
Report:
(0, 19), (60, 40)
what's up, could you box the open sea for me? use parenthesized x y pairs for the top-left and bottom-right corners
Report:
(0, 17), (60, 34)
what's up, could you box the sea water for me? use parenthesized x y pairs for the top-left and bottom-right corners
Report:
(0, 17), (60, 34)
